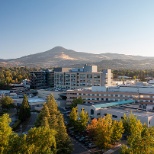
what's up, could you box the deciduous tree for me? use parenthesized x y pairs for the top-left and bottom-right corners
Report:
(0, 114), (12, 153)
(111, 120), (124, 144)
(71, 97), (83, 108)
(69, 107), (78, 127)
(0, 96), (14, 110)
(77, 108), (89, 132)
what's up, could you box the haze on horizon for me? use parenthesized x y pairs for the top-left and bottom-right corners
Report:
(0, 0), (154, 59)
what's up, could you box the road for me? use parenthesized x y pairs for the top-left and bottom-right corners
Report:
(71, 137), (91, 154)
(22, 112), (38, 132)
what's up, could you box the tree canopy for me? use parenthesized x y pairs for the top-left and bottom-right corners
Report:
(35, 94), (72, 154)
(0, 96), (14, 110)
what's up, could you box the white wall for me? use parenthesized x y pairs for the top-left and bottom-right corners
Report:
(92, 86), (106, 92)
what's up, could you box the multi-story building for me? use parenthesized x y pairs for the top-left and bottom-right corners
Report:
(30, 69), (54, 89)
(67, 85), (154, 106)
(54, 64), (112, 90)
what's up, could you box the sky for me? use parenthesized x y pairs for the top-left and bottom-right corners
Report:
(0, 0), (154, 59)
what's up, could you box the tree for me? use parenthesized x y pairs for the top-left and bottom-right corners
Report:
(56, 114), (72, 154)
(77, 108), (89, 132)
(69, 107), (78, 127)
(7, 133), (28, 154)
(18, 95), (31, 122)
(26, 127), (57, 154)
(87, 118), (98, 138)
(0, 114), (12, 153)
(122, 113), (143, 146)
(36, 94), (73, 154)
(121, 125), (154, 154)
(95, 115), (113, 149)
(46, 94), (58, 114)
(7, 127), (57, 154)
(71, 97), (83, 108)
(35, 103), (50, 127)
(111, 120), (124, 144)
(0, 96), (14, 110)
(87, 114), (124, 149)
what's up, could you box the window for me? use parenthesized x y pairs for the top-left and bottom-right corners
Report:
(112, 115), (117, 118)
(104, 113), (107, 116)
(121, 117), (124, 119)
(91, 109), (94, 115)
(97, 113), (100, 115)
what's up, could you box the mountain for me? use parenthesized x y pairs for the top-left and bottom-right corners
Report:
(0, 46), (154, 69)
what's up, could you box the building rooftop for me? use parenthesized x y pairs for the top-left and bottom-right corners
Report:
(106, 106), (154, 117)
(28, 97), (46, 104)
(92, 99), (135, 109)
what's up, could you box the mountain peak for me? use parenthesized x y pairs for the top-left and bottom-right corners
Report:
(1, 46), (154, 69)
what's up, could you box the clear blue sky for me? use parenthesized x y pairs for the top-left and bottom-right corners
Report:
(0, 0), (154, 59)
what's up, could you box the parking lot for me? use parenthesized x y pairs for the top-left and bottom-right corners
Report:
(59, 107), (101, 154)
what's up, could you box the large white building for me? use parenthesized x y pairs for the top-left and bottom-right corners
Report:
(54, 65), (113, 90)
(77, 100), (154, 127)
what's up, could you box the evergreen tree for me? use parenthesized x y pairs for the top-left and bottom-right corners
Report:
(26, 127), (57, 154)
(56, 114), (72, 154)
(18, 95), (31, 122)
(46, 94), (58, 114)
(36, 94), (73, 154)
(35, 103), (50, 127)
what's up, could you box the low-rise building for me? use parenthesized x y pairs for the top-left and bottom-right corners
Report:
(67, 85), (154, 106)
(13, 97), (46, 111)
(77, 100), (154, 127)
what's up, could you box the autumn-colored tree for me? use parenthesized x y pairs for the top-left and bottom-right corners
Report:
(121, 125), (154, 154)
(69, 107), (78, 127)
(7, 127), (57, 154)
(36, 94), (73, 154)
(111, 120), (124, 144)
(47, 94), (72, 154)
(122, 113), (143, 146)
(87, 114), (124, 149)
(7, 133), (28, 154)
(0, 114), (12, 153)
(35, 103), (50, 127)
(18, 95), (31, 122)
(0, 96), (14, 110)
(87, 118), (98, 138)
(77, 108), (89, 132)
(26, 127), (57, 154)
(95, 115), (113, 149)
(46, 94), (58, 114)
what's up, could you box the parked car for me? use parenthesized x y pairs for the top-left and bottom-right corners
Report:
(88, 143), (96, 149)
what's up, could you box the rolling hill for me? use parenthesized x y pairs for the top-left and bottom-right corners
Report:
(0, 46), (154, 69)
